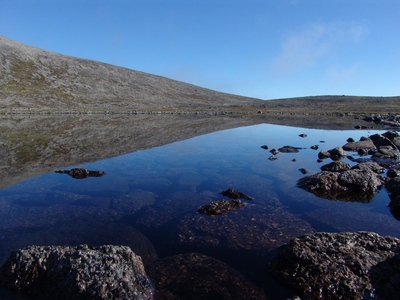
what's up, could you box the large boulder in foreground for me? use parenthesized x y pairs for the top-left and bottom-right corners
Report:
(270, 232), (400, 300)
(0, 245), (153, 300)
(148, 252), (266, 300)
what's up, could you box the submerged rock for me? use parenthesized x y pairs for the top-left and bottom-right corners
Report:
(179, 204), (315, 255)
(197, 199), (246, 216)
(278, 146), (301, 153)
(270, 231), (400, 300)
(0, 245), (153, 300)
(148, 252), (266, 300)
(220, 188), (254, 200)
(56, 168), (106, 179)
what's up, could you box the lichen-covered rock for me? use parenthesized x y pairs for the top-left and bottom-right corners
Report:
(148, 252), (266, 300)
(270, 231), (400, 300)
(0, 245), (153, 300)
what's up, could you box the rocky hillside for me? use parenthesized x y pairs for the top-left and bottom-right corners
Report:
(0, 35), (264, 113)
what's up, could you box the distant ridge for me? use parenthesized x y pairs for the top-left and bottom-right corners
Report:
(0, 35), (264, 112)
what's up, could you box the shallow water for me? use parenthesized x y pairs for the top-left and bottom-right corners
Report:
(0, 123), (399, 299)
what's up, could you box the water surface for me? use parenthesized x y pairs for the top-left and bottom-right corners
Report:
(0, 123), (398, 299)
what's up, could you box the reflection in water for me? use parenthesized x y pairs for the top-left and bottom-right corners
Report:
(0, 121), (399, 299)
(55, 168), (106, 179)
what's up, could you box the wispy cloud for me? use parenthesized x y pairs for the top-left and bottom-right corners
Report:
(271, 22), (368, 76)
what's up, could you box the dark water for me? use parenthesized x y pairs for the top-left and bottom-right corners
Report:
(0, 123), (399, 299)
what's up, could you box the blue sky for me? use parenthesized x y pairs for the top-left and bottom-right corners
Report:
(1, 0), (399, 100)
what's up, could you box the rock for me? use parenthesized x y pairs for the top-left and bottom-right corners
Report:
(337, 169), (384, 193)
(320, 161), (351, 172)
(374, 146), (400, 159)
(268, 155), (277, 161)
(369, 133), (398, 149)
(220, 188), (254, 200)
(298, 168), (384, 203)
(357, 148), (371, 156)
(299, 168), (308, 174)
(0, 245), (153, 300)
(342, 137), (376, 152)
(388, 169), (400, 178)
(299, 134), (307, 137)
(310, 145), (319, 150)
(389, 195), (400, 221)
(260, 145), (268, 150)
(318, 150), (331, 159)
(328, 147), (347, 160)
(347, 137), (355, 142)
(383, 131), (400, 140)
(351, 162), (385, 174)
(270, 149), (279, 155)
(55, 168), (106, 179)
(197, 199), (246, 216)
(391, 136), (400, 150)
(386, 177), (400, 196)
(148, 253), (266, 300)
(278, 146), (301, 153)
(270, 231), (400, 300)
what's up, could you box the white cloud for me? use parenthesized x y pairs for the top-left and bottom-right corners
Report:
(271, 21), (368, 77)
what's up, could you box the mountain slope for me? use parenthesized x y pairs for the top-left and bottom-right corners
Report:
(0, 35), (264, 112)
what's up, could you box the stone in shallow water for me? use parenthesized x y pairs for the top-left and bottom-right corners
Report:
(270, 231), (400, 300)
(0, 245), (153, 300)
(148, 252), (266, 300)
(197, 199), (246, 216)
(220, 188), (254, 200)
(298, 168), (385, 203)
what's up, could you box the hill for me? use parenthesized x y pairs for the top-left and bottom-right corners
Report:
(0, 35), (399, 114)
(0, 35), (264, 113)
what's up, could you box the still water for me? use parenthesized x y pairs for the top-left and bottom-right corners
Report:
(0, 123), (398, 299)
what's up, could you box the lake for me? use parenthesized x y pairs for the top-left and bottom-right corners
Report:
(0, 118), (398, 299)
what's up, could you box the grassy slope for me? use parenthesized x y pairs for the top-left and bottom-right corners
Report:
(0, 35), (264, 113)
(1, 35), (399, 114)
